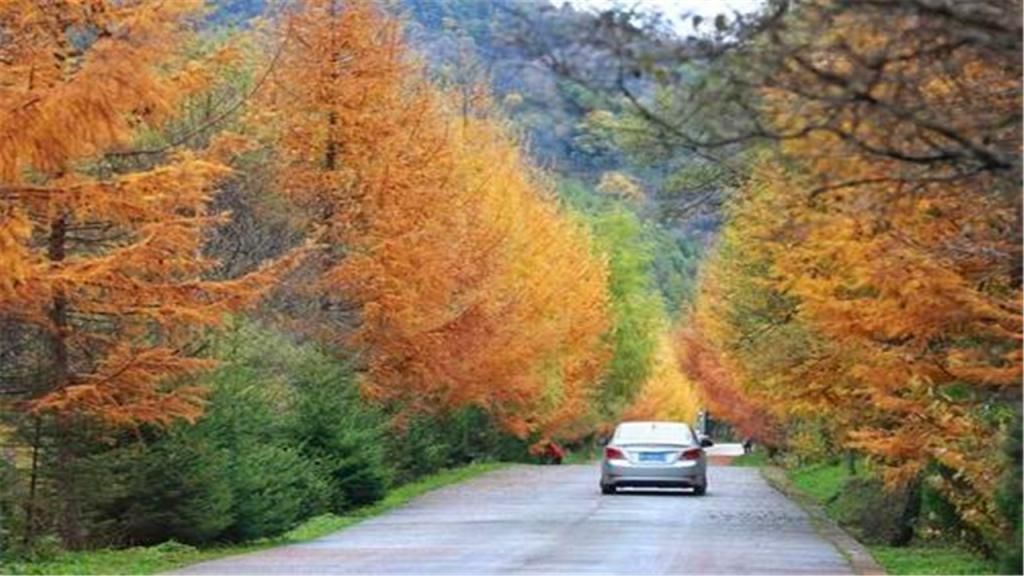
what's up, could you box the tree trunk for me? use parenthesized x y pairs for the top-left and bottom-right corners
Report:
(894, 476), (922, 546)
(21, 416), (42, 547)
(1011, 193), (1022, 288)
(47, 213), (83, 549)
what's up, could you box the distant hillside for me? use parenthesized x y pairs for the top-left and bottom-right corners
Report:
(402, 0), (627, 178)
(207, 0), (711, 306)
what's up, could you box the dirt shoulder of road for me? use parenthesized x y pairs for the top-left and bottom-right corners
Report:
(760, 466), (886, 576)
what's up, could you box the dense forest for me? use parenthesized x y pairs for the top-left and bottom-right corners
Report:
(0, 0), (1020, 574)
(0, 0), (701, 560)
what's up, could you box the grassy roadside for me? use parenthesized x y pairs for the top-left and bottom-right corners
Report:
(729, 450), (768, 467)
(564, 443), (601, 464)
(1, 462), (506, 575)
(869, 545), (1002, 575)
(777, 461), (999, 575)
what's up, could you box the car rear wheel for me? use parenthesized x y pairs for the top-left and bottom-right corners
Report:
(600, 483), (616, 495)
(693, 477), (708, 495)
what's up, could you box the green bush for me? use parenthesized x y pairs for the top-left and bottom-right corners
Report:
(828, 476), (918, 546)
(387, 414), (455, 483)
(87, 321), (382, 545)
(185, 334), (325, 541)
(4, 319), (529, 555)
(102, 439), (234, 546)
(995, 410), (1022, 574)
(386, 408), (528, 485)
(919, 472), (962, 536)
(435, 407), (529, 465)
(0, 455), (16, 557)
(288, 356), (390, 511)
(224, 443), (326, 541)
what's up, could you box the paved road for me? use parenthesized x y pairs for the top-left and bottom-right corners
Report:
(176, 459), (852, 575)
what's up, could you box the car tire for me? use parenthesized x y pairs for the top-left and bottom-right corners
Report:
(600, 483), (616, 495)
(693, 477), (708, 496)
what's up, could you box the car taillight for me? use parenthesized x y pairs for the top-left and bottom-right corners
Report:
(681, 448), (702, 461)
(605, 446), (627, 460)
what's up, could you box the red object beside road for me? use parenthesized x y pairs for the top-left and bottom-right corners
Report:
(544, 442), (564, 465)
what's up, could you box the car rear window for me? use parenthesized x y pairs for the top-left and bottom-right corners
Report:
(613, 422), (693, 445)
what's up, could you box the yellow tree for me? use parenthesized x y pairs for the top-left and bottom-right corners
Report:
(265, 0), (610, 443)
(697, 150), (1019, 540)
(623, 331), (701, 424)
(443, 109), (610, 441)
(0, 1), (297, 545)
(682, 1), (1021, 544)
(761, 6), (1020, 540)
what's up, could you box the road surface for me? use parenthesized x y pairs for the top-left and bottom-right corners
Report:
(176, 451), (852, 575)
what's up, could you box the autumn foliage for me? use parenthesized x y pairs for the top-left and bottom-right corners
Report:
(6, 0), (1016, 565)
(263, 0), (610, 443)
(623, 332), (701, 425)
(684, 1), (1021, 550)
(0, 1), (299, 426)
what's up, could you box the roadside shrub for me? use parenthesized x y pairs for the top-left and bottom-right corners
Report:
(4, 319), (533, 555)
(224, 442), (327, 541)
(995, 410), (1022, 574)
(387, 414), (453, 483)
(829, 476), (918, 546)
(0, 455), (17, 558)
(190, 323), (334, 541)
(89, 321), (340, 545)
(918, 464), (972, 542)
(104, 438), (234, 546)
(289, 357), (390, 511)
(435, 407), (529, 465)
(3, 534), (62, 563)
(386, 408), (528, 485)
(103, 393), (330, 545)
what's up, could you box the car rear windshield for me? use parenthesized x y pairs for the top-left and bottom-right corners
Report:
(613, 422), (693, 445)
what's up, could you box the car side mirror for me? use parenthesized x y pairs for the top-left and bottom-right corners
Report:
(700, 437), (714, 448)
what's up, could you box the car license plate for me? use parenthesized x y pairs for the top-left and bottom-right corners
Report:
(638, 452), (665, 463)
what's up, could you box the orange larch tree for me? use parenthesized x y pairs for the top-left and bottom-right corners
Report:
(678, 0), (1020, 546)
(759, 5), (1021, 540)
(264, 0), (610, 444)
(0, 0), (298, 545)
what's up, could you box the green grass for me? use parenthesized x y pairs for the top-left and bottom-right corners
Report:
(564, 443), (601, 464)
(0, 462), (506, 575)
(783, 461), (1000, 575)
(870, 544), (1000, 575)
(787, 461), (850, 503)
(730, 450), (769, 467)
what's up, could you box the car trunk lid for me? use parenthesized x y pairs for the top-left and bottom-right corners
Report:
(618, 443), (690, 464)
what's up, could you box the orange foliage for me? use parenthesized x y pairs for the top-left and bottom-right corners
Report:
(691, 7), (1022, 539)
(623, 332), (701, 424)
(266, 0), (610, 442)
(769, 154), (1020, 536)
(696, 149), (1018, 537)
(678, 324), (781, 445)
(0, 1), (298, 425)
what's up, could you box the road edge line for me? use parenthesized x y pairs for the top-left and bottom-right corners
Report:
(759, 465), (886, 576)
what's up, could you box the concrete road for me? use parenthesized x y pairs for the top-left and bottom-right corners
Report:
(704, 443), (746, 457)
(175, 462), (852, 575)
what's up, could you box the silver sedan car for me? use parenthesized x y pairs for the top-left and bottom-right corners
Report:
(600, 421), (711, 495)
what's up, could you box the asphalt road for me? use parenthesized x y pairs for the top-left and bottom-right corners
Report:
(175, 452), (852, 575)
